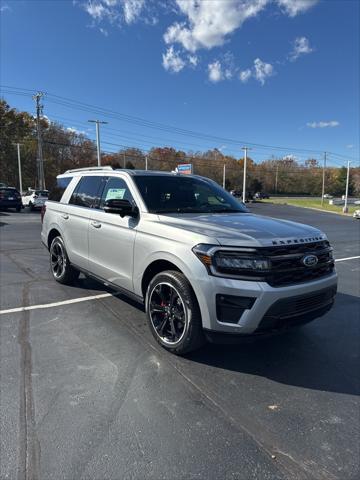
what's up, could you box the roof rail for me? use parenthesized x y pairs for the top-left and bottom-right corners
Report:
(64, 166), (113, 174)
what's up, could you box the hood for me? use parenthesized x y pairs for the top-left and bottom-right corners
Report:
(157, 212), (326, 247)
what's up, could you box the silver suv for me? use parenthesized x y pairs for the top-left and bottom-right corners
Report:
(41, 167), (337, 355)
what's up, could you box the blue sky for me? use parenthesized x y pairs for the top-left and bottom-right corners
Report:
(1, 0), (359, 166)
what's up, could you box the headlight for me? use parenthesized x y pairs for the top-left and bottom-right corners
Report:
(192, 244), (270, 277)
(214, 252), (270, 271)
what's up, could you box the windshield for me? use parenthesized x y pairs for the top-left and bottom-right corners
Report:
(133, 175), (247, 214)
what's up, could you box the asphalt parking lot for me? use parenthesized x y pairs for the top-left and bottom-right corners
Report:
(1, 204), (359, 480)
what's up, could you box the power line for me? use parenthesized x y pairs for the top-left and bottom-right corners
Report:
(1, 85), (357, 162)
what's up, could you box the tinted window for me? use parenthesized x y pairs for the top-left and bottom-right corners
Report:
(133, 175), (247, 214)
(35, 190), (49, 197)
(100, 177), (135, 208)
(69, 176), (104, 208)
(48, 177), (73, 202)
(0, 188), (20, 197)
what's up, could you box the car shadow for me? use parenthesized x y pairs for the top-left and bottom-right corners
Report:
(186, 292), (360, 397)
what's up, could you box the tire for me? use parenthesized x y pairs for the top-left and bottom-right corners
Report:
(49, 236), (80, 285)
(29, 202), (34, 211)
(145, 270), (205, 355)
(16, 206), (21, 212)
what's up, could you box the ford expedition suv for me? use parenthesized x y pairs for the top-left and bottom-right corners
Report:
(41, 167), (337, 355)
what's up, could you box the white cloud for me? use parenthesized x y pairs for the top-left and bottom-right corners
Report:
(239, 68), (252, 83)
(346, 144), (354, 149)
(85, 1), (106, 19)
(83, 0), (145, 24)
(306, 121), (340, 128)
(162, 46), (186, 73)
(290, 36), (313, 61)
(163, 1), (318, 53)
(67, 127), (86, 135)
(0, 3), (10, 12)
(208, 61), (224, 83)
(283, 154), (297, 161)
(164, 0), (268, 53)
(276, 0), (318, 17)
(253, 58), (274, 85)
(188, 55), (198, 67)
(123, 0), (145, 24)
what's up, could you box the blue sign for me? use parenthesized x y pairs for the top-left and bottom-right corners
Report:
(177, 163), (193, 175)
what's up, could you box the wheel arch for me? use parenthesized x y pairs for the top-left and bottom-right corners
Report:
(141, 259), (182, 298)
(47, 228), (62, 250)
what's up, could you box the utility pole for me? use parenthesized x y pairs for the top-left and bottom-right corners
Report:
(275, 162), (279, 194)
(242, 147), (251, 203)
(321, 151), (327, 206)
(88, 119), (108, 166)
(343, 160), (351, 214)
(123, 152), (126, 169)
(33, 92), (45, 190)
(223, 163), (226, 189)
(145, 156), (148, 170)
(13, 143), (23, 193)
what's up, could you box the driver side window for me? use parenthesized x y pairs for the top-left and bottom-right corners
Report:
(100, 177), (135, 209)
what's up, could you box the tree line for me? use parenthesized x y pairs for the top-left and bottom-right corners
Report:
(1, 99), (358, 196)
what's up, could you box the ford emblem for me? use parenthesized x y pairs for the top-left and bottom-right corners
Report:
(302, 254), (318, 267)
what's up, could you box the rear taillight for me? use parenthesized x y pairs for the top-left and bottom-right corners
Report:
(41, 205), (46, 223)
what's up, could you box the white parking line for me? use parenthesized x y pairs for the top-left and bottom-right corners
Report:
(0, 256), (359, 316)
(335, 256), (360, 262)
(0, 293), (113, 316)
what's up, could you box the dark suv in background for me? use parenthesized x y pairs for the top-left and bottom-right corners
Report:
(0, 187), (23, 212)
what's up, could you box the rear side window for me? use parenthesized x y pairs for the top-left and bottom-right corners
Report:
(48, 177), (73, 202)
(69, 176), (104, 208)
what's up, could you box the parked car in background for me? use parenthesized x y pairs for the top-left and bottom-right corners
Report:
(254, 192), (270, 200)
(0, 187), (23, 212)
(353, 209), (360, 219)
(230, 189), (242, 198)
(230, 190), (253, 202)
(323, 194), (333, 199)
(22, 189), (49, 210)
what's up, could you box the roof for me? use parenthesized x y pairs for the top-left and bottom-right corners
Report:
(61, 166), (196, 177)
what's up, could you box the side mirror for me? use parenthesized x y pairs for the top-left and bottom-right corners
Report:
(103, 199), (138, 218)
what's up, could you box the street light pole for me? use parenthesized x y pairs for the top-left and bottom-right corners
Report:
(343, 160), (351, 214)
(321, 151), (327, 206)
(88, 120), (108, 166)
(242, 147), (251, 203)
(13, 143), (23, 193)
(16, 143), (23, 193)
(223, 163), (226, 189)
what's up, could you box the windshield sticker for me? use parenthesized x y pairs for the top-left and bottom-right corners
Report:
(105, 188), (126, 201)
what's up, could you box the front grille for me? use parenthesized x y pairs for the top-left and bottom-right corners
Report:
(256, 285), (337, 333)
(260, 240), (335, 287)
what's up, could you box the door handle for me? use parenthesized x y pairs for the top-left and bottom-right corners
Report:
(91, 221), (101, 228)
(61, 214), (69, 220)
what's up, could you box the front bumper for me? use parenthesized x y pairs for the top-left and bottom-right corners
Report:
(192, 271), (338, 335)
